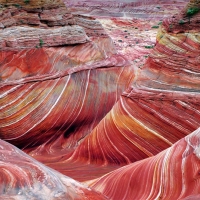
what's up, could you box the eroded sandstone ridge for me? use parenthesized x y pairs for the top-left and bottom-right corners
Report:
(1, 0), (200, 199)
(0, 0), (134, 199)
(0, 0), (112, 49)
(90, 127), (200, 199)
(81, 0), (200, 199)
(0, 139), (107, 200)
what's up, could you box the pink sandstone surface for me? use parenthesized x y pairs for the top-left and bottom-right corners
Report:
(0, 139), (107, 199)
(1, 0), (200, 199)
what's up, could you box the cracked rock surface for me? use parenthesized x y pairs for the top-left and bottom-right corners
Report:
(0, 1), (108, 50)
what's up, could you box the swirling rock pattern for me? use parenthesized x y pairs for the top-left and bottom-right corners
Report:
(89, 127), (200, 200)
(0, 0), (135, 150)
(0, 139), (107, 200)
(1, 0), (200, 199)
(0, 0), (134, 181)
(86, 0), (200, 199)
(67, 87), (200, 168)
(46, 0), (200, 183)
(0, 46), (134, 152)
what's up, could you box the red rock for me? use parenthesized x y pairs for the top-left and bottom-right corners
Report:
(136, 2), (200, 91)
(0, 1), (135, 177)
(35, 0), (200, 183)
(0, 139), (107, 199)
(63, 87), (200, 169)
(0, 47), (134, 149)
(0, 7), (81, 49)
(2, 0), (200, 199)
(89, 127), (200, 200)
(0, 3), (109, 50)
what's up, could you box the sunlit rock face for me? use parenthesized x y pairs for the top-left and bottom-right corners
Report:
(0, 0), (134, 157)
(1, 0), (200, 199)
(0, 2), (109, 49)
(54, 0), (200, 178)
(89, 127), (200, 200)
(64, 0), (188, 19)
(0, 139), (107, 200)
(0, 0), (64, 9)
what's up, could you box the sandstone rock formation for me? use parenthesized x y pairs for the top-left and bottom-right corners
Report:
(0, 139), (107, 200)
(1, 0), (200, 199)
(0, 0), (135, 197)
(89, 127), (200, 200)
(0, 1), (110, 49)
(66, 88), (200, 166)
(1, 0), (64, 9)
(43, 0), (200, 182)
(82, 0), (200, 198)
(0, 0), (136, 179)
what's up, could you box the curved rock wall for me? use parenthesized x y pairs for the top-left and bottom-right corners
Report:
(1, 0), (200, 199)
(0, 139), (106, 200)
(90, 127), (200, 200)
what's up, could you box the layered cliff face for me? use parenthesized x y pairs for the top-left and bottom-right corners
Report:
(1, 0), (200, 199)
(0, 1), (109, 49)
(0, 0), (64, 9)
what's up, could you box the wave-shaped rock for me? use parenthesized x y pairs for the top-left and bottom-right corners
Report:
(89, 127), (200, 200)
(0, 47), (134, 153)
(65, 86), (200, 168)
(62, 0), (200, 169)
(0, 0), (134, 171)
(37, 0), (200, 183)
(1, 0), (200, 199)
(0, 139), (106, 200)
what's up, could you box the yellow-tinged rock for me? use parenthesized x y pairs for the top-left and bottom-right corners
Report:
(0, 0), (65, 9)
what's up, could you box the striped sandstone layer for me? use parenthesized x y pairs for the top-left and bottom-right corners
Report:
(0, 139), (107, 200)
(89, 127), (200, 200)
